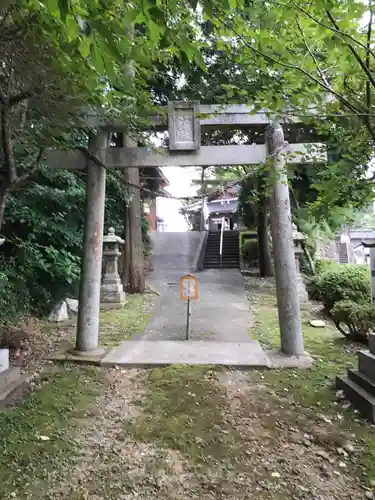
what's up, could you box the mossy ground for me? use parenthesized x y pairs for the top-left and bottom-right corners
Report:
(39, 293), (155, 349)
(0, 278), (374, 499)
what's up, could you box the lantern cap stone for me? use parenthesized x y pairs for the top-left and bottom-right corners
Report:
(103, 227), (124, 244)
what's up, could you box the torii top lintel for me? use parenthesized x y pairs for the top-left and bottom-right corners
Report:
(47, 101), (325, 169)
(86, 101), (303, 136)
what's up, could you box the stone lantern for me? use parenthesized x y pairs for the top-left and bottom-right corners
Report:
(100, 228), (126, 308)
(292, 224), (309, 303)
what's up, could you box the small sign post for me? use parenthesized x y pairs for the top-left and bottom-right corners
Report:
(179, 274), (199, 340)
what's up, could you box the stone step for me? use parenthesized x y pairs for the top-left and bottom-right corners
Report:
(207, 241), (238, 245)
(204, 264), (240, 269)
(336, 375), (375, 423)
(204, 259), (240, 264)
(206, 242), (239, 246)
(0, 367), (21, 391)
(205, 254), (239, 258)
(207, 242), (239, 246)
(348, 369), (375, 397)
(0, 374), (31, 410)
(206, 243), (239, 247)
(369, 333), (375, 355)
(204, 258), (239, 262)
(205, 246), (239, 250)
(358, 351), (375, 380)
(205, 252), (239, 256)
(207, 237), (238, 241)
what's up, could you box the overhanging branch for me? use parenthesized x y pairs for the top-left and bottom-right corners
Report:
(286, 0), (375, 62)
(10, 148), (45, 189)
(222, 18), (363, 117)
(326, 10), (375, 91)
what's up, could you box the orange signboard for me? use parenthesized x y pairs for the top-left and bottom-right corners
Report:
(179, 274), (199, 300)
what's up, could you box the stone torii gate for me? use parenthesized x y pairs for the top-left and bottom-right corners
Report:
(47, 101), (325, 358)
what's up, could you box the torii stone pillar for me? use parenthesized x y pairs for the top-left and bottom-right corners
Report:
(73, 131), (108, 356)
(267, 122), (304, 356)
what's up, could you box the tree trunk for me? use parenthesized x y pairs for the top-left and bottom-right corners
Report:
(289, 188), (316, 275)
(0, 181), (9, 232)
(257, 174), (273, 277)
(121, 203), (130, 288)
(124, 166), (145, 294)
(257, 200), (273, 277)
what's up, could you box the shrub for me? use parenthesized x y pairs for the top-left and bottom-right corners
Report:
(305, 275), (323, 302)
(315, 258), (339, 275)
(242, 239), (259, 264)
(316, 264), (370, 311)
(331, 300), (375, 341)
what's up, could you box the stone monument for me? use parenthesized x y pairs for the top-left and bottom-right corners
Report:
(100, 228), (126, 308)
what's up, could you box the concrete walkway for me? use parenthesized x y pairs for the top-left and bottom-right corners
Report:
(101, 232), (269, 367)
(143, 269), (253, 342)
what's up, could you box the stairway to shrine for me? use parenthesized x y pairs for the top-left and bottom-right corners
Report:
(203, 230), (240, 269)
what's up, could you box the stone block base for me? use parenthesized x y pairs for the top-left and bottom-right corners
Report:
(337, 349), (375, 423)
(0, 348), (9, 372)
(348, 369), (375, 397)
(369, 333), (375, 355)
(336, 375), (375, 423)
(0, 367), (31, 409)
(0, 366), (20, 391)
(358, 351), (375, 380)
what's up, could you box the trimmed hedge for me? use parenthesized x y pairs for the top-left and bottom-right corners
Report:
(308, 264), (371, 311)
(242, 239), (259, 264)
(331, 300), (375, 341)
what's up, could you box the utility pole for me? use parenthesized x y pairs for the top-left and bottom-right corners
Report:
(266, 122), (304, 356)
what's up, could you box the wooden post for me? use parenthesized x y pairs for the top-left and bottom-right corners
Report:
(73, 131), (107, 356)
(266, 122), (304, 356)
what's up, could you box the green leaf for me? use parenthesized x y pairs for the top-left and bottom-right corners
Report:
(179, 50), (190, 74)
(229, 0), (237, 8)
(66, 15), (79, 41)
(92, 40), (105, 75)
(44, 0), (60, 16)
(58, 0), (69, 21)
(79, 36), (91, 58)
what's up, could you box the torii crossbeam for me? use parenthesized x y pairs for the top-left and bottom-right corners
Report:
(48, 101), (325, 358)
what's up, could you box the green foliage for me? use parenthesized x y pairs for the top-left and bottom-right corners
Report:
(0, 165), (132, 318)
(315, 259), (339, 275)
(201, 1), (375, 230)
(312, 265), (371, 312)
(241, 239), (259, 264)
(331, 300), (375, 341)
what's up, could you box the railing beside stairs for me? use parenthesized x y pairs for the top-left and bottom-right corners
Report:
(219, 216), (225, 269)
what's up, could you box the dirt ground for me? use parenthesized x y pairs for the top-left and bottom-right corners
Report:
(5, 365), (368, 500)
(1, 277), (374, 499)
